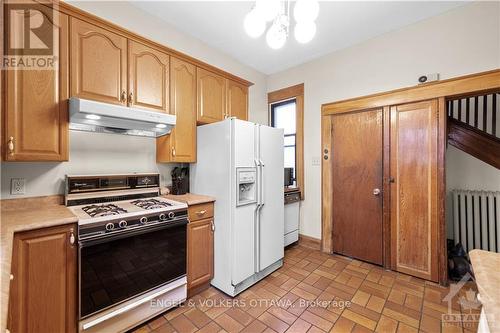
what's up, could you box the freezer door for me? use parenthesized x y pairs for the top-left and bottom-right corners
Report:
(258, 125), (284, 271)
(232, 120), (258, 285)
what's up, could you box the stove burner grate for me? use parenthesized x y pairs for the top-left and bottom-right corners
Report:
(131, 199), (172, 210)
(82, 204), (128, 217)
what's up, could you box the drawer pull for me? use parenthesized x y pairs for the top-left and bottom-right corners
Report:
(69, 232), (75, 245)
(211, 220), (215, 231)
(7, 137), (14, 155)
(196, 210), (207, 216)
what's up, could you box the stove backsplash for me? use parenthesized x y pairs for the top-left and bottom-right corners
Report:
(0, 131), (182, 199)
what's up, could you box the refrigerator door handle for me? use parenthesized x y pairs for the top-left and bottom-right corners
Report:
(254, 158), (261, 206)
(259, 159), (265, 207)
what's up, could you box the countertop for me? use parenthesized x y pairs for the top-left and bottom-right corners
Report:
(469, 249), (500, 332)
(163, 193), (216, 205)
(0, 195), (78, 332)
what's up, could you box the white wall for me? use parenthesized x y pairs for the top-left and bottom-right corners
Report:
(267, 1), (500, 239)
(0, 1), (268, 200)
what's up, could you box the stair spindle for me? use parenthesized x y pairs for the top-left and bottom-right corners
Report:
(493, 93), (497, 136)
(474, 96), (479, 128)
(483, 95), (488, 132)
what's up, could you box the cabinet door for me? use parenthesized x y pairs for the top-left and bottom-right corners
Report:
(4, 9), (69, 161)
(227, 80), (248, 121)
(157, 57), (196, 162)
(187, 218), (214, 291)
(8, 224), (77, 333)
(70, 18), (127, 105)
(128, 41), (169, 112)
(390, 100), (439, 282)
(197, 68), (226, 124)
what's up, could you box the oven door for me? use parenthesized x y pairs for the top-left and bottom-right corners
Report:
(79, 219), (187, 319)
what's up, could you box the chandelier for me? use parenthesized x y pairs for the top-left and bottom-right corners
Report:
(244, 0), (319, 49)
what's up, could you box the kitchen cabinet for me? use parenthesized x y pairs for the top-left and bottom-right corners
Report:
(197, 68), (226, 124)
(157, 57), (197, 162)
(187, 203), (214, 296)
(226, 79), (249, 121)
(8, 224), (77, 333)
(3, 7), (69, 161)
(128, 41), (170, 112)
(70, 18), (127, 105)
(390, 99), (439, 282)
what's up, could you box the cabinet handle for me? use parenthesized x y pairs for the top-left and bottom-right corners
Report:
(7, 137), (14, 155)
(172, 147), (176, 157)
(120, 90), (127, 103)
(211, 220), (215, 232)
(69, 232), (75, 245)
(128, 92), (133, 104)
(196, 210), (207, 216)
(10, 274), (14, 281)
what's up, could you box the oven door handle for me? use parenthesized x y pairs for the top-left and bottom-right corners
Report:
(79, 218), (188, 247)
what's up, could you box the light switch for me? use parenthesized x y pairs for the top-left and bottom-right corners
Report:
(312, 157), (320, 166)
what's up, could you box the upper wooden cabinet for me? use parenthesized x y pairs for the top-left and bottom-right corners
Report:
(157, 57), (197, 163)
(8, 224), (77, 333)
(197, 68), (226, 124)
(3, 8), (69, 161)
(390, 100), (439, 282)
(70, 18), (127, 105)
(128, 41), (170, 112)
(227, 79), (249, 121)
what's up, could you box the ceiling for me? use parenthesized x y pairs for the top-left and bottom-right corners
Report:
(130, 1), (468, 74)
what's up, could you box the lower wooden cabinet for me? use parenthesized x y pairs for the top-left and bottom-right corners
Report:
(8, 224), (77, 333)
(187, 203), (214, 296)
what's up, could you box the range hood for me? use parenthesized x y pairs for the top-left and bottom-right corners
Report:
(69, 98), (175, 138)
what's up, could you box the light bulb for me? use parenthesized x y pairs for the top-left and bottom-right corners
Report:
(85, 114), (101, 120)
(255, 0), (281, 22)
(244, 8), (266, 38)
(266, 21), (287, 50)
(294, 0), (319, 23)
(156, 124), (167, 129)
(294, 21), (316, 44)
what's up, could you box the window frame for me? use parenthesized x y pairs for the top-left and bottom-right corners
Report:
(268, 84), (305, 200)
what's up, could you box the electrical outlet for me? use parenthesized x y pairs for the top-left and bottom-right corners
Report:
(312, 157), (321, 166)
(11, 178), (26, 195)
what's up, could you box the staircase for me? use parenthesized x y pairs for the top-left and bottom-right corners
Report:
(447, 92), (500, 169)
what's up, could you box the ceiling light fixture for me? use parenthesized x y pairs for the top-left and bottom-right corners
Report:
(85, 114), (101, 120)
(244, 0), (319, 49)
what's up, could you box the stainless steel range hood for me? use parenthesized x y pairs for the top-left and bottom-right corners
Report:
(69, 98), (175, 138)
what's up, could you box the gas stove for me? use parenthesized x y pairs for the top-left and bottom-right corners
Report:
(65, 173), (188, 240)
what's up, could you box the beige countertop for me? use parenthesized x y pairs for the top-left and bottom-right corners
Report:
(0, 195), (77, 332)
(469, 249), (500, 332)
(163, 193), (216, 205)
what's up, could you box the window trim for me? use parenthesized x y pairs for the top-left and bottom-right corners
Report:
(268, 84), (305, 200)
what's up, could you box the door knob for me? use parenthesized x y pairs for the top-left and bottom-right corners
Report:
(373, 188), (381, 196)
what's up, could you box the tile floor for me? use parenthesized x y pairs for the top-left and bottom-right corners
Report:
(131, 245), (481, 333)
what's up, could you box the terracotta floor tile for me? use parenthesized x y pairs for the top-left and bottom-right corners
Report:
(287, 298), (309, 317)
(330, 317), (356, 333)
(239, 320), (267, 333)
(225, 308), (254, 326)
(163, 305), (189, 320)
(214, 313), (245, 333)
(132, 324), (152, 333)
(152, 322), (176, 333)
(267, 306), (298, 325)
(258, 312), (290, 333)
(374, 315), (398, 333)
(341, 310), (377, 331)
(378, 275), (395, 287)
(397, 322), (418, 333)
(196, 321), (224, 333)
(307, 326), (326, 333)
(184, 307), (212, 329)
(169, 314), (198, 333)
(366, 295), (385, 313)
(381, 306), (419, 329)
(292, 286), (318, 301)
(300, 310), (334, 332)
(420, 314), (441, 333)
(351, 291), (371, 307)
(351, 324), (374, 333)
(388, 289), (407, 306)
(306, 305), (339, 323)
(404, 294), (423, 312)
(285, 318), (312, 333)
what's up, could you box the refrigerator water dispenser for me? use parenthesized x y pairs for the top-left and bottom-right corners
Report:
(236, 168), (257, 206)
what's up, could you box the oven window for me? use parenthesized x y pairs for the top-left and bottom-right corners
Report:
(80, 222), (186, 318)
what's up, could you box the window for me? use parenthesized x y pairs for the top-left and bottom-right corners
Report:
(268, 84), (304, 198)
(271, 99), (297, 187)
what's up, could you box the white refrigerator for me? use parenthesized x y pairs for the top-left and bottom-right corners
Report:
(190, 118), (284, 296)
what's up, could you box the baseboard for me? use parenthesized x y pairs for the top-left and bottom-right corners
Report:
(298, 234), (321, 250)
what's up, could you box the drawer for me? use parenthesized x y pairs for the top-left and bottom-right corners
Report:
(188, 202), (214, 221)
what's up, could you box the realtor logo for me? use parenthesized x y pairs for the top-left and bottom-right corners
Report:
(3, 1), (57, 69)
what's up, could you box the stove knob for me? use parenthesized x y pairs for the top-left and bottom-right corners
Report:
(159, 213), (167, 220)
(105, 223), (115, 231)
(140, 216), (148, 224)
(119, 220), (127, 228)
(168, 212), (175, 219)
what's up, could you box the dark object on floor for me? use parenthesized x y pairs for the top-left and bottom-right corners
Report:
(448, 240), (473, 281)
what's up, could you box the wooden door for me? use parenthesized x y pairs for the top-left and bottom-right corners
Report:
(157, 57), (196, 162)
(128, 41), (169, 112)
(197, 68), (226, 123)
(8, 224), (77, 333)
(4, 8), (69, 161)
(331, 109), (383, 265)
(390, 100), (439, 281)
(70, 18), (127, 105)
(187, 218), (214, 292)
(227, 79), (248, 121)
